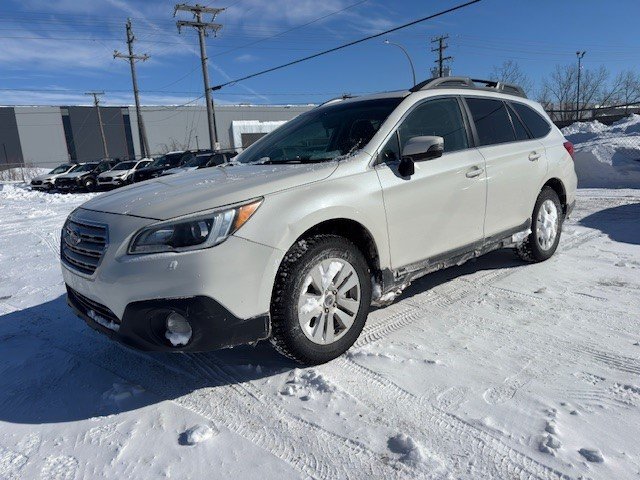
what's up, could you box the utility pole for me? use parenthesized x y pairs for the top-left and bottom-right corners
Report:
(431, 35), (452, 78)
(575, 51), (586, 121)
(114, 19), (151, 159)
(85, 91), (109, 159)
(175, 3), (224, 151)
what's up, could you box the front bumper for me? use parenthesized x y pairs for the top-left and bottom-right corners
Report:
(61, 208), (282, 352)
(67, 286), (269, 352)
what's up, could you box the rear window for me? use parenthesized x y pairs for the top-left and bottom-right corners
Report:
(507, 104), (530, 141)
(466, 98), (515, 146)
(510, 102), (551, 139)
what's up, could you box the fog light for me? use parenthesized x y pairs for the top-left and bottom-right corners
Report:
(165, 311), (192, 347)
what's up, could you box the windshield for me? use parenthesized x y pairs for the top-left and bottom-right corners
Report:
(184, 155), (212, 168)
(74, 163), (98, 172)
(112, 161), (136, 170)
(49, 164), (71, 174)
(236, 97), (403, 164)
(147, 156), (166, 168)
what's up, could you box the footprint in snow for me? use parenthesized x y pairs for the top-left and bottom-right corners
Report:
(579, 448), (604, 463)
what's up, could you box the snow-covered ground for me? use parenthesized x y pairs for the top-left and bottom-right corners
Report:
(563, 115), (640, 188)
(1, 161), (640, 477)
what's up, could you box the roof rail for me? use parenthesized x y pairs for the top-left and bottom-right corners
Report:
(409, 76), (527, 98)
(317, 94), (355, 108)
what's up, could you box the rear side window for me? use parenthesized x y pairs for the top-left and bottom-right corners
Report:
(511, 102), (552, 139)
(507, 104), (530, 141)
(466, 98), (515, 146)
(398, 97), (468, 153)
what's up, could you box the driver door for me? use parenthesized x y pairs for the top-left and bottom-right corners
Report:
(375, 96), (487, 269)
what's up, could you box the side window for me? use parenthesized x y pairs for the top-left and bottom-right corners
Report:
(378, 132), (400, 163)
(511, 102), (552, 139)
(466, 98), (516, 146)
(398, 97), (468, 153)
(507, 104), (530, 141)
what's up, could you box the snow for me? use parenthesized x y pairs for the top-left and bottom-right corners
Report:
(182, 424), (218, 446)
(562, 114), (640, 188)
(165, 329), (191, 347)
(87, 309), (119, 332)
(0, 179), (639, 478)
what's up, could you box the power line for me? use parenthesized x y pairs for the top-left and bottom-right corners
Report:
(114, 19), (151, 158)
(175, 3), (225, 151)
(84, 91), (109, 159)
(211, 0), (482, 90)
(431, 35), (452, 77)
(210, 0), (369, 58)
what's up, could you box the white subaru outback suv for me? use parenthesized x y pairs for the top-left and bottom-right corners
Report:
(61, 77), (577, 365)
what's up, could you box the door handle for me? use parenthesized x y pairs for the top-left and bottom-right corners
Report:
(465, 166), (484, 178)
(529, 151), (541, 161)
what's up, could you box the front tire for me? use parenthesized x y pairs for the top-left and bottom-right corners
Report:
(270, 235), (371, 365)
(84, 178), (96, 191)
(516, 187), (563, 262)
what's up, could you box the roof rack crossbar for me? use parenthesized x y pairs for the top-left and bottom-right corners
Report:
(410, 76), (527, 98)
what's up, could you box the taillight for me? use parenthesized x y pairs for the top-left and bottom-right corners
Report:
(563, 141), (574, 159)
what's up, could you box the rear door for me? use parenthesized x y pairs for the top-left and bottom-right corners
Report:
(463, 96), (547, 239)
(375, 96), (487, 269)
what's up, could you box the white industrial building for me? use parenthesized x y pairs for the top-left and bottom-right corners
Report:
(0, 104), (314, 168)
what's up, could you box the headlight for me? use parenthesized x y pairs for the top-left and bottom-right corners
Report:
(128, 198), (262, 254)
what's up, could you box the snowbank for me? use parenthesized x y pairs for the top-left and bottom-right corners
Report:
(562, 114), (640, 188)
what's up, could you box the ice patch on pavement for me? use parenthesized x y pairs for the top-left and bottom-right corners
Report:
(182, 424), (218, 445)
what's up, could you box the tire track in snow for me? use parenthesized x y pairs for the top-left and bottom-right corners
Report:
(179, 353), (411, 480)
(323, 357), (570, 480)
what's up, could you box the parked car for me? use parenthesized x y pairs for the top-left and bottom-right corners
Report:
(97, 159), (152, 189)
(133, 151), (196, 182)
(30, 163), (78, 191)
(161, 152), (233, 176)
(55, 159), (118, 192)
(61, 77), (577, 365)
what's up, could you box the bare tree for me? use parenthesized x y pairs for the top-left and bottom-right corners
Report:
(540, 64), (617, 121)
(489, 60), (533, 95)
(613, 70), (640, 112)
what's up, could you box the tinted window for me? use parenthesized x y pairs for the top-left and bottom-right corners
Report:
(466, 98), (515, 146)
(378, 132), (401, 163)
(511, 102), (551, 139)
(507, 104), (530, 141)
(398, 97), (468, 153)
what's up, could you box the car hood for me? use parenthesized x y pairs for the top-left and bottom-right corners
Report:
(32, 173), (58, 181)
(58, 171), (89, 179)
(162, 166), (195, 175)
(80, 162), (338, 220)
(99, 169), (129, 177)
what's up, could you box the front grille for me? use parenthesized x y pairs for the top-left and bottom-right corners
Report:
(68, 287), (120, 325)
(61, 217), (108, 275)
(57, 178), (76, 188)
(31, 180), (42, 185)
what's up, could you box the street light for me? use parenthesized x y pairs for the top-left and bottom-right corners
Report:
(384, 39), (416, 87)
(576, 51), (586, 121)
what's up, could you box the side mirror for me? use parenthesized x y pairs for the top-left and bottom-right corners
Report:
(398, 157), (415, 177)
(401, 136), (444, 162)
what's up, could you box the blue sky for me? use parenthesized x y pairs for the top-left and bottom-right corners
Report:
(1, 0), (638, 106)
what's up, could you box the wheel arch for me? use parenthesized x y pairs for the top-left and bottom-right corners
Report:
(542, 177), (567, 214)
(292, 218), (382, 279)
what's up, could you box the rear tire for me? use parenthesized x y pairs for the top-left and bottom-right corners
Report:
(270, 235), (371, 365)
(516, 187), (563, 263)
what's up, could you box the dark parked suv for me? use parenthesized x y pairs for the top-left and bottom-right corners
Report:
(55, 159), (118, 192)
(133, 151), (197, 183)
